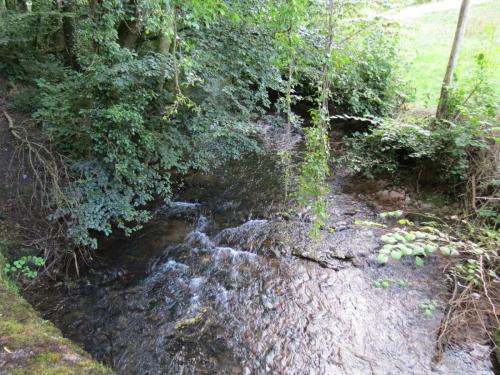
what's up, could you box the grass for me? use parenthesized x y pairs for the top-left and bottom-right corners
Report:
(401, 0), (500, 107)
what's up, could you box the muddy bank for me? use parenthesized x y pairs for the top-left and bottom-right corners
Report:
(26, 154), (494, 374)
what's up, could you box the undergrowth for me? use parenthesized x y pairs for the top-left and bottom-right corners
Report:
(373, 211), (500, 361)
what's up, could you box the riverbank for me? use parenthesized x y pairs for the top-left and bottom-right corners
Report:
(0, 226), (113, 375)
(0, 81), (113, 374)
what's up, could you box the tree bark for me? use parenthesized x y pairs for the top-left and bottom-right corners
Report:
(117, 0), (141, 50)
(118, 20), (141, 50)
(62, 0), (79, 69)
(157, 30), (171, 91)
(436, 0), (471, 119)
(17, 0), (28, 11)
(89, 0), (99, 19)
(0, 0), (7, 13)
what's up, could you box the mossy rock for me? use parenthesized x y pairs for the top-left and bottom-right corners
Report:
(175, 307), (208, 330)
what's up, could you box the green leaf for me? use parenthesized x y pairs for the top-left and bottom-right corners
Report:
(401, 245), (413, 256)
(380, 245), (394, 254)
(440, 246), (451, 256)
(398, 219), (414, 226)
(390, 250), (402, 260)
(377, 254), (389, 264)
(403, 232), (416, 242)
(415, 256), (424, 267)
(424, 244), (437, 254)
(381, 235), (397, 244)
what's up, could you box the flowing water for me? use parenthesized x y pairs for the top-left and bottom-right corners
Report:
(28, 154), (494, 375)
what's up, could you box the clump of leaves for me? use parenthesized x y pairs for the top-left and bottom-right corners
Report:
(452, 259), (482, 286)
(376, 216), (464, 266)
(3, 256), (45, 279)
(380, 210), (404, 219)
(297, 112), (330, 239)
(374, 277), (410, 289)
(418, 300), (438, 317)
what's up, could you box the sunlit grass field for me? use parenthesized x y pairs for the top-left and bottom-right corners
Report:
(401, 0), (500, 107)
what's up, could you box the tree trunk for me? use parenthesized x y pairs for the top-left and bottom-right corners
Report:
(0, 0), (7, 13)
(89, 0), (99, 19)
(436, 0), (471, 119)
(118, 20), (141, 50)
(157, 30), (171, 91)
(117, 0), (141, 51)
(17, 0), (28, 11)
(62, 0), (79, 69)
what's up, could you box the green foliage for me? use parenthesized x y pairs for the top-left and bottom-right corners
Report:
(339, 113), (491, 189)
(477, 208), (500, 226)
(0, 242), (19, 293)
(380, 210), (404, 219)
(447, 51), (499, 124)
(339, 116), (439, 178)
(2, 0), (282, 249)
(374, 277), (410, 289)
(3, 255), (45, 279)
(0, 0), (405, 252)
(298, 123), (330, 238)
(418, 299), (437, 318)
(453, 259), (482, 286)
(451, 220), (499, 289)
(377, 218), (462, 266)
(328, 19), (403, 116)
(340, 38), (497, 193)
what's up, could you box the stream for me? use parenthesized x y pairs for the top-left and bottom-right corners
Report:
(27, 152), (494, 374)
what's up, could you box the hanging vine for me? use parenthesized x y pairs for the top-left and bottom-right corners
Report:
(297, 0), (335, 238)
(271, 0), (308, 197)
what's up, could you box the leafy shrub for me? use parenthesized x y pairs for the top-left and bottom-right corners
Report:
(328, 21), (404, 117)
(33, 8), (278, 248)
(339, 45), (497, 195)
(339, 116), (439, 178)
(339, 114), (491, 190)
(418, 300), (438, 317)
(447, 51), (498, 128)
(294, 10), (403, 118)
(377, 223), (460, 266)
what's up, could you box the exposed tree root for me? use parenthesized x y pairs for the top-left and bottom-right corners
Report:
(433, 237), (499, 364)
(2, 110), (90, 276)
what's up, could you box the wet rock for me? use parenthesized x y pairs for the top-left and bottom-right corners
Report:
(156, 201), (201, 219)
(186, 231), (213, 248)
(374, 189), (406, 205)
(213, 220), (270, 254)
(343, 209), (358, 216)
